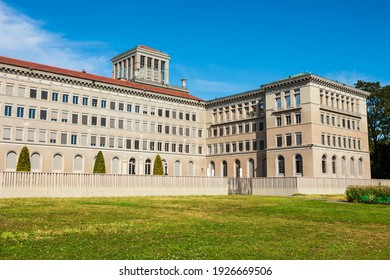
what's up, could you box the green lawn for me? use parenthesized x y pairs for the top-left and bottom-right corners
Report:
(0, 195), (389, 260)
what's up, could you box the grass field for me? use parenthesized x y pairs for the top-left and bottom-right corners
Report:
(0, 195), (389, 260)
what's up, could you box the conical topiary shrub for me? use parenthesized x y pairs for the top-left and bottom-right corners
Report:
(93, 151), (106, 174)
(16, 146), (31, 172)
(153, 154), (164, 175)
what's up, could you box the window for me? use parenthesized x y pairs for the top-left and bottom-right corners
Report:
(276, 95), (281, 109)
(286, 134), (292, 146)
(82, 115), (88, 125)
(100, 136), (106, 147)
(129, 158), (136, 175)
(278, 156), (285, 175)
(40, 110), (47, 120)
(71, 134), (77, 145)
(135, 105), (140, 113)
(192, 114), (196, 121)
(322, 155), (327, 174)
(276, 116), (282, 126)
(4, 105), (12, 116)
(3, 127), (11, 140)
(295, 90), (301, 106)
(92, 99), (98, 107)
(127, 104), (132, 112)
(52, 92), (59, 101)
(91, 116), (97, 126)
(295, 133), (302, 145)
(41, 90), (48, 100)
(62, 94), (69, 103)
(359, 158), (364, 176)
(6, 85), (14, 96)
(17, 107), (24, 118)
(30, 89), (37, 98)
(61, 133), (67, 145)
(134, 140), (140, 150)
(350, 157), (355, 176)
(119, 102), (124, 111)
(72, 113), (78, 124)
(101, 100), (107, 108)
(82, 97), (89, 106)
(321, 114), (324, 124)
(285, 115), (291, 125)
(295, 154), (303, 174)
(332, 156), (337, 174)
(110, 101), (116, 110)
(91, 136), (97, 146)
(276, 135), (282, 147)
(295, 113), (301, 124)
(165, 110), (170, 118)
(100, 117), (106, 127)
(285, 94), (291, 108)
(72, 96), (79, 104)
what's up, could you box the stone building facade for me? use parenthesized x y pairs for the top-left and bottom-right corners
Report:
(0, 46), (371, 178)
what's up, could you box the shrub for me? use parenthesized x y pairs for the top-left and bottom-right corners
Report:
(153, 154), (164, 175)
(16, 146), (31, 172)
(93, 151), (106, 174)
(346, 185), (390, 204)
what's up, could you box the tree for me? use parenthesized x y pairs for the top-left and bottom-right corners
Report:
(16, 146), (31, 172)
(153, 154), (164, 175)
(93, 151), (106, 174)
(355, 81), (390, 178)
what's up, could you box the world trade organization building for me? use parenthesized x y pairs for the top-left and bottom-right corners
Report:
(0, 45), (371, 179)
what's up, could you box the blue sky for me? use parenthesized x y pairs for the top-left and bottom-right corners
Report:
(0, 0), (389, 100)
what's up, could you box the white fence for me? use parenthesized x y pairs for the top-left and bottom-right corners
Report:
(0, 172), (389, 198)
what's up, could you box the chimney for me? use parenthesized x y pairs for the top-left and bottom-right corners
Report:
(181, 78), (187, 88)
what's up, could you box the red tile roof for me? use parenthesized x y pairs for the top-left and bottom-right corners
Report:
(0, 55), (203, 102)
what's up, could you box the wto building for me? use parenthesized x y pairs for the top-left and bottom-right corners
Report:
(0, 46), (371, 178)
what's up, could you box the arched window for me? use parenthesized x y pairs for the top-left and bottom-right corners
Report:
(6, 151), (17, 171)
(31, 152), (41, 172)
(295, 154), (303, 175)
(129, 158), (136, 175)
(144, 159), (151, 175)
(235, 160), (241, 178)
(53, 154), (63, 172)
(162, 159), (168, 175)
(359, 158), (364, 176)
(341, 156), (346, 175)
(321, 155), (327, 174)
(332, 155), (337, 174)
(112, 157), (120, 174)
(278, 156), (285, 175)
(74, 155), (83, 173)
(209, 161), (216, 177)
(222, 161), (228, 177)
(188, 161), (195, 176)
(174, 160), (181, 176)
(350, 157), (355, 177)
(248, 159), (255, 178)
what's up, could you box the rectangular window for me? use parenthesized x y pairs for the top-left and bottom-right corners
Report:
(172, 143), (176, 152)
(276, 116), (282, 127)
(119, 102), (124, 111)
(192, 114), (196, 121)
(61, 133), (67, 145)
(16, 128), (23, 141)
(72, 95), (79, 104)
(91, 136), (97, 146)
(16, 107), (24, 118)
(127, 104), (132, 112)
(52, 92), (59, 101)
(165, 143), (170, 152)
(82, 115), (88, 125)
(295, 113), (301, 124)
(40, 110), (47, 120)
(91, 116), (97, 126)
(126, 139), (131, 149)
(6, 85), (14, 96)
(72, 113), (78, 124)
(276, 135), (282, 147)
(82, 97), (89, 106)
(110, 118), (115, 128)
(143, 140), (147, 150)
(71, 134), (77, 145)
(101, 100), (107, 108)
(4, 105), (12, 116)
(259, 122), (264, 131)
(321, 134), (325, 145)
(134, 140), (140, 150)
(135, 105), (140, 113)
(259, 140), (265, 150)
(101, 117), (106, 127)
(62, 94), (69, 103)
(165, 110), (170, 118)
(92, 99), (98, 107)
(28, 108), (36, 119)
(50, 132), (57, 143)
(179, 144), (183, 153)
(296, 133), (302, 145)
(110, 101), (116, 110)
(100, 136), (106, 147)
(285, 115), (291, 125)
(61, 111), (68, 123)
(30, 89), (37, 98)
(150, 141), (155, 151)
(27, 129), (35, 142)
(118, 119), (124, 129)
(3, 127), (11, 140)
(225, 143), (230, 153)
(41, 90), (48, 100)
(109, 137), (115, 148)
(39, 130), (46, 143)
(286, 134), (292, 146)
(252, 140), (257, 151)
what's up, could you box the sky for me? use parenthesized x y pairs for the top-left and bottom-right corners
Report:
(0, 0), (389, 100)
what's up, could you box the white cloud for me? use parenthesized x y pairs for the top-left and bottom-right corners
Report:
(0, 1), (110, 75)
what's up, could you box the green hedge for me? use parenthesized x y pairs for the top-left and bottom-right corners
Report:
(345, 185), (390, 204)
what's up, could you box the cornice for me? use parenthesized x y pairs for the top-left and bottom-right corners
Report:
(206, 89), (263, 109)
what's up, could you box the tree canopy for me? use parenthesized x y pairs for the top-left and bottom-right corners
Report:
(16, 146), (31, 172)
(355, 81), (390, 178)
(93, 151), (106, 174)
